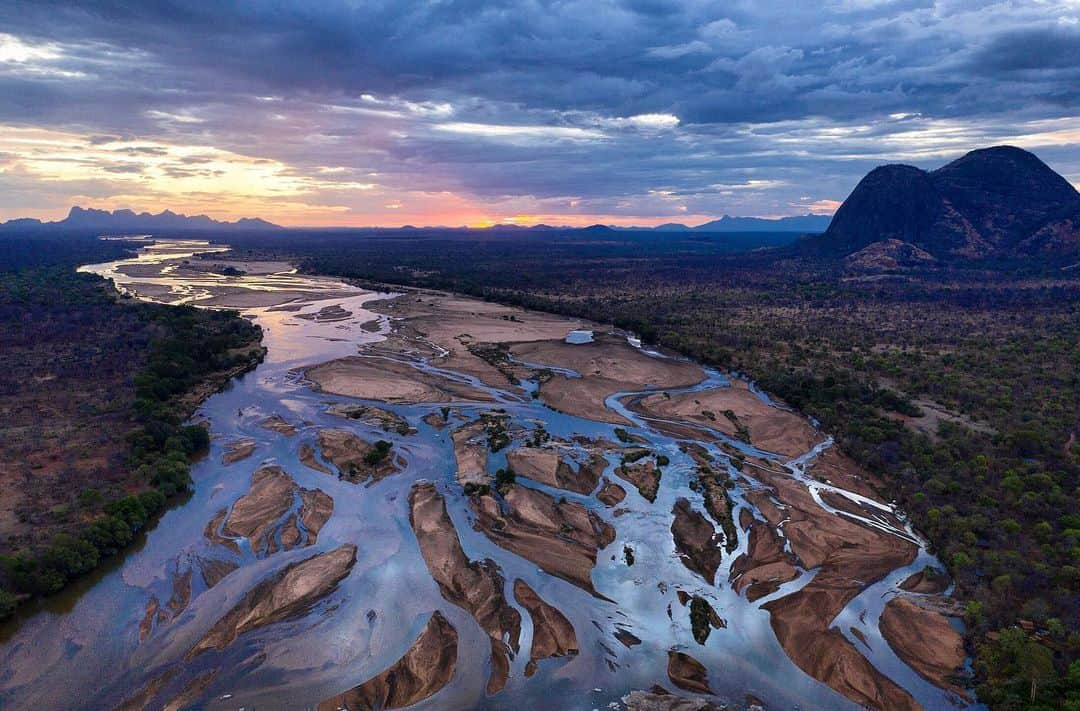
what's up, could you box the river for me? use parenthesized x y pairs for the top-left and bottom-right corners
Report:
(0, 239), (979, 710)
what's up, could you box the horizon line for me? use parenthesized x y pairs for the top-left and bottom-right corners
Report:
(3, 205), (836, 232)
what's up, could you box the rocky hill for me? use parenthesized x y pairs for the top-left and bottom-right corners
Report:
(809, 146), (1079, 261)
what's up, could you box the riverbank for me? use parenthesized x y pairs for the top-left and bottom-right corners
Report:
(0, 262), (263, 620)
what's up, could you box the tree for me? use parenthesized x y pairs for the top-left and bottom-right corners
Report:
(1018, 640), (1055, 702)
(364, 440), (392, 466)
(0, 588), (17, 619)
(42, 534), (99, 578)
(495, 467), (516, 490)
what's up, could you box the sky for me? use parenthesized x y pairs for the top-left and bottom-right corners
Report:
(0, 1), (1078, 228)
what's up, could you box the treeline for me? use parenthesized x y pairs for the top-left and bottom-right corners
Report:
(0, 235), (263, 620)
(0, 232), (132, 271)
(267, 230), (1079, 708)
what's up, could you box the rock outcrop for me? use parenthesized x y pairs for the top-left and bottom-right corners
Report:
(299, 488), (334, 543)
(844, 239), (935, 272)
(204, 508), (239, 554)
(222, 466), (294, 552)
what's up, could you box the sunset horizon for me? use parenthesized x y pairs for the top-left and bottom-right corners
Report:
(7, 200), (839, 230)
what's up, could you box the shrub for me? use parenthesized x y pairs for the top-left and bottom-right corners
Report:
(0, 588), (16, 619)
(495, 468), (516, 489)
(364, 440), (393, 466)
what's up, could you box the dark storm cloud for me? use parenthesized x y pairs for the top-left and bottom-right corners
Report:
(5, 0), (1051, 122)
(0, 0), (1077, 223)
(974, 25), (1080, 72)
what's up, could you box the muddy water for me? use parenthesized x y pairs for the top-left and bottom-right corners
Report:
(0, 240), (977, 710)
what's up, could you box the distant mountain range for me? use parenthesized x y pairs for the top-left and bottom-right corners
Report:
(0, 205), (830, 236)
(806, 146), (1080, 262)
(637, 214), (833, 233)
(0, 206), (281, 233)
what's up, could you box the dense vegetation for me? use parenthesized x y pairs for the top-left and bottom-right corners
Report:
(0, 233), (263, 620)
(218, 227), (1078, 708)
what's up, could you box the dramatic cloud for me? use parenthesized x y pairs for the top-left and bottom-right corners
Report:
(0, 1), (1077, 225)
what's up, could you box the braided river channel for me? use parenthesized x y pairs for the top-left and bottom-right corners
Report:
(0, 239), (980, 710)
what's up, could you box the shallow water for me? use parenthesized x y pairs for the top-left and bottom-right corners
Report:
(565, 329), (594, 344)
(0, 240), (980, 710)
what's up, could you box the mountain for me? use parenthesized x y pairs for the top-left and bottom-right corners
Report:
(1, 206), (282, 233)
(579, 224), (619, 235)
(231, 217), (281, 230)
(1, 218), (44, 228)
(690, 214), (832, 233)
(634, 215), (830, 233)
(811, 146), (1080, 260)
